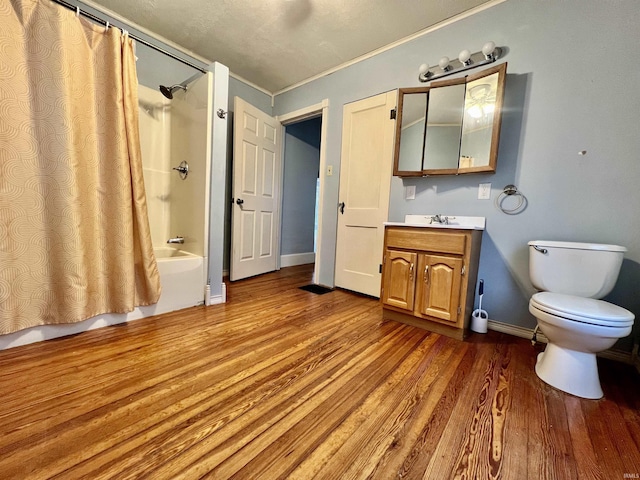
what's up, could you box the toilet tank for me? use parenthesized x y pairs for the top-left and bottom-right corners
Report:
(528, 240), (626, 299)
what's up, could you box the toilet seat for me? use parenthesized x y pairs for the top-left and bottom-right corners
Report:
(531, 292), (634, 327)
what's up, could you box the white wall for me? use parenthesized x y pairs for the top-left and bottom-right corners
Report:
(273, 0), (640, 350)
(138, 85), (172, 247)
(207, 62), (230, 299)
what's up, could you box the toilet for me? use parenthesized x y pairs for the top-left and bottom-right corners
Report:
(528, 240), (635, 399)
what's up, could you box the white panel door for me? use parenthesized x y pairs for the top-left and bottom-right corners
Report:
(231, 97), (282, 281)
(334, 90), (397, 297)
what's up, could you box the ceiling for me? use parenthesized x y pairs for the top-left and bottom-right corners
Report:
(86, 0), (494, 93)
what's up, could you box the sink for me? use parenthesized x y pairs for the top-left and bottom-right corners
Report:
(384, 215), (485, 230)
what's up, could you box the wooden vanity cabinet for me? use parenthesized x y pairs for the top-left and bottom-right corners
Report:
(380, 226), (482, 340)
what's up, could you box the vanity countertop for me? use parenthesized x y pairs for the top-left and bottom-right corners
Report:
(384, 215), (485, 231)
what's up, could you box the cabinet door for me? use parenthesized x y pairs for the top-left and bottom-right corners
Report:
(415, 253), (463, 324)
(382, 249), (417, 311)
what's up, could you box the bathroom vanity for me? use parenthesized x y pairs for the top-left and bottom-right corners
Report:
(380, 216), (484, 340)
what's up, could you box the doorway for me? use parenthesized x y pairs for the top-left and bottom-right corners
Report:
(277, 100), (329, 285)
(230, 99), (328, 284)
(280, 117), (322, 271)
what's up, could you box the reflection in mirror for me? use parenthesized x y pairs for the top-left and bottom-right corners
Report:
(423, 83), (465, 171)
(397, 93), (427, 172)
(460, 72), (499, 168)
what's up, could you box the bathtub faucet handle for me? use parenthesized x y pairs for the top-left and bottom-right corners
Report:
(167, 236), (184, 244)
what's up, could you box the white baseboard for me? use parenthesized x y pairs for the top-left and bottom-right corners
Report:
(487, 319), (634, 365)
(280, 252), (315, 268)
(208, 282), (227, 305)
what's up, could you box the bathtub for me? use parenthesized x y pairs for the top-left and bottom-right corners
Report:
(140, 247), (205, 315)
(0, 248), (205, 350)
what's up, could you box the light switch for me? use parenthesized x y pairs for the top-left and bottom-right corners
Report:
(405, 185), (416, 200)
(478, 183), (491, 200)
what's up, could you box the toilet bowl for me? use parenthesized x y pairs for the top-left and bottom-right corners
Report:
(528, 241), (635, 399)
(529, 292), (633, 399)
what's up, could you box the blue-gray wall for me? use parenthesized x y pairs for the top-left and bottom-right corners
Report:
(273, 0), (640, 350)
(281, 118), (321, 256)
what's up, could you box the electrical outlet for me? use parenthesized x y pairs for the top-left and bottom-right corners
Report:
(478, 183), (491, 200)
(405, 185), (416, 200)
(327, 165), (333, 176)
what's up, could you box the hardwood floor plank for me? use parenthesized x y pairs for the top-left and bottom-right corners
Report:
(166, 326), (422, 479)
(43, 301), (385, 478)
(563, 396), (603, 480)
(308, 335), (456, 480)
(604, 363), (640, 467)
(499, 338), (536, 480)
(81, 306), (396, 479)
(279, 333), (447, 479)
(0, 264), (637, 479)
(422, 340), (508, 479)
(388, 341), (477, 479)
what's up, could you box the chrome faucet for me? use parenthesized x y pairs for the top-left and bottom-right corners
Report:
(430, 214), (448, 225)
(167, 236), (184, 244)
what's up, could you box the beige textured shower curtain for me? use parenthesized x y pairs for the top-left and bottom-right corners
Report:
(0, 0), (161, 334)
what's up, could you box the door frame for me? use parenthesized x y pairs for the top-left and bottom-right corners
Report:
(276, 99), (329, 285)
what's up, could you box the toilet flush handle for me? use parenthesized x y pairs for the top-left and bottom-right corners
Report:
(533, 245), (548, 254)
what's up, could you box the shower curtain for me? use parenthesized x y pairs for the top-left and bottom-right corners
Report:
(0, 0), (161, 334)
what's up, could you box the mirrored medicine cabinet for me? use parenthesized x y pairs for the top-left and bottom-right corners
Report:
(394, 62), (507, 177)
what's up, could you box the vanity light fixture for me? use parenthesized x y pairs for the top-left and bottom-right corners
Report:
(418, 41), (502, 83)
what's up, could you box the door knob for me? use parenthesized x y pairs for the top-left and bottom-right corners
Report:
(338, 202), (345, 214)
(236, 198), (244, 206)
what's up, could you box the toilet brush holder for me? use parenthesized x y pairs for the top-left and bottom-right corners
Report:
(471, 309), (488, 333)
(471, 279), (488, 333)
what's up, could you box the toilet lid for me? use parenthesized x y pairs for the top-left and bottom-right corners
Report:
(531, 292), (635, 326)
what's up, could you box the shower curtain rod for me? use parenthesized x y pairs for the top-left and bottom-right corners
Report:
(51, 0), (208, 74)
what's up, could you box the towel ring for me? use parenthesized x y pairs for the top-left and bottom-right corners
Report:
(495, 184), (526, 215)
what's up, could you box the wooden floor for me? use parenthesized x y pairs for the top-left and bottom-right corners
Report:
(0, 265), (639, 479)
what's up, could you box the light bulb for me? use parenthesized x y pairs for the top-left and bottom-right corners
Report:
(418, 63), (431, 81)
(458, 49), (471, 65)
(482, 41), (496, 59)
(438, 56), (450, 71)
(483, 104), (495, 115)
(468, 105), (483, 118)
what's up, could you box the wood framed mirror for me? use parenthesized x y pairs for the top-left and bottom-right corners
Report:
(393, 62), (507, 176)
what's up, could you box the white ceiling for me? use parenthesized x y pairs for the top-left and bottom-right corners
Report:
(86, 0), (494, 93)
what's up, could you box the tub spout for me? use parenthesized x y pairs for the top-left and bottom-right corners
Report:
(167, 236), (184, 244)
